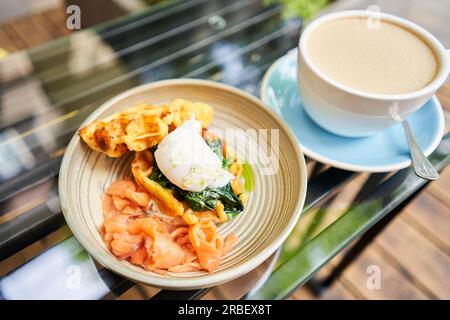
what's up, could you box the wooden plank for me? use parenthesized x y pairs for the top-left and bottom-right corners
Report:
(437, 84), (450, 132)
(117, 285), (149, 300)
(1, 23), (28, 50)
(401, 191), (450, 253)
(65, 0), (126, 29)
(291, 235), (429, 300)
(33, 12), (66, 39)
(437, 83), (450, 103)
(10, 16), (52, 48)
(425, 166), (450, 208)
(290, 280), (358, 300)
(437, 94), (450, 116)
(31, 16), (53, 39)
(445, 113), (450, 132)
(44, 8), (72, 36)
(0, 29), (17, 53)
(339, 246), (429, 299)
(375, 217), (450, 298)
(288, 287), (317, 300)
(318, 281), (361, 300)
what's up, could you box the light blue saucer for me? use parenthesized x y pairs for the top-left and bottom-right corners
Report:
(261, 49), (445, 172)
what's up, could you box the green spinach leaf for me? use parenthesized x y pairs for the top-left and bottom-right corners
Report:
(183, 183), (243, 216)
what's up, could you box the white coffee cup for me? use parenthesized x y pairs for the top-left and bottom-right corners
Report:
(297, 10), (450, 137)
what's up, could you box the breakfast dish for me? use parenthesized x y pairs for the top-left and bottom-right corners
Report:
(80, 99), (247, 273)
(59, 79), (306, 289)
(261, 49), (444, 172)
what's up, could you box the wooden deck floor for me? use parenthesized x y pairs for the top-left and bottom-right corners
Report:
(0, 0), (449, 300)
(0, 7), (71, 53)
(290, 164), (450, 300)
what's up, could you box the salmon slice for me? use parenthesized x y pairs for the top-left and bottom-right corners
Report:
(126, 219), (144, 235)
(103, 195), (120, 218)
(170, 227), (188, 239)
(104, 214), (130, 233)
(188, 220), (223, 272)
(101, 177), (238, 274)
(129, 247), (148, 267)
(122, 206), (143, 216)
(223, 234), (238, 255)
(175, 235), (190, 247)
(168, 262), (202, 273)
(182, 244), (198, 263)
(107, 179), (136, 196)
(124, 189), (150, 207)
(141, 217), (169, 238)
(112, 195), (133, 211)
(151, 235), (185, 269)
(111, 233), (143, 259)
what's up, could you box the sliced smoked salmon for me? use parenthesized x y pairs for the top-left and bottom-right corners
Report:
(101, 178), (237, 273)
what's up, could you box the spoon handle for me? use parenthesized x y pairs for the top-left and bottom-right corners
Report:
(402, 121), (439, 180)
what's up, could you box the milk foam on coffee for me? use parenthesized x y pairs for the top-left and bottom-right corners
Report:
(307, 18), (438, 94)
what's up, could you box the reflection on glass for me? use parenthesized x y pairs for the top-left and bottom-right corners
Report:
(0, 237), (109, 299)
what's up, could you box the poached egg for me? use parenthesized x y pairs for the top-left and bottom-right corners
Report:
(154, 117), (234, 192)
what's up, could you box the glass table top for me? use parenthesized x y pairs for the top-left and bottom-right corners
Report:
(0, 0), (449, 300)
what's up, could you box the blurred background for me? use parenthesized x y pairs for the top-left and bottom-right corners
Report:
(0, 0), (449, 300)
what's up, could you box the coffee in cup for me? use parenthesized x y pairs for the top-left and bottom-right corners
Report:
(307, 17), (438, 95)
(297, 11), (450, 137)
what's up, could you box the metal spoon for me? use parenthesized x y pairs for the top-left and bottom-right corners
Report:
(401, 120), (439, 180)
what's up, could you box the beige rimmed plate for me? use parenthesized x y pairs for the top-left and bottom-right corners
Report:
(59, 79), (307, 290)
